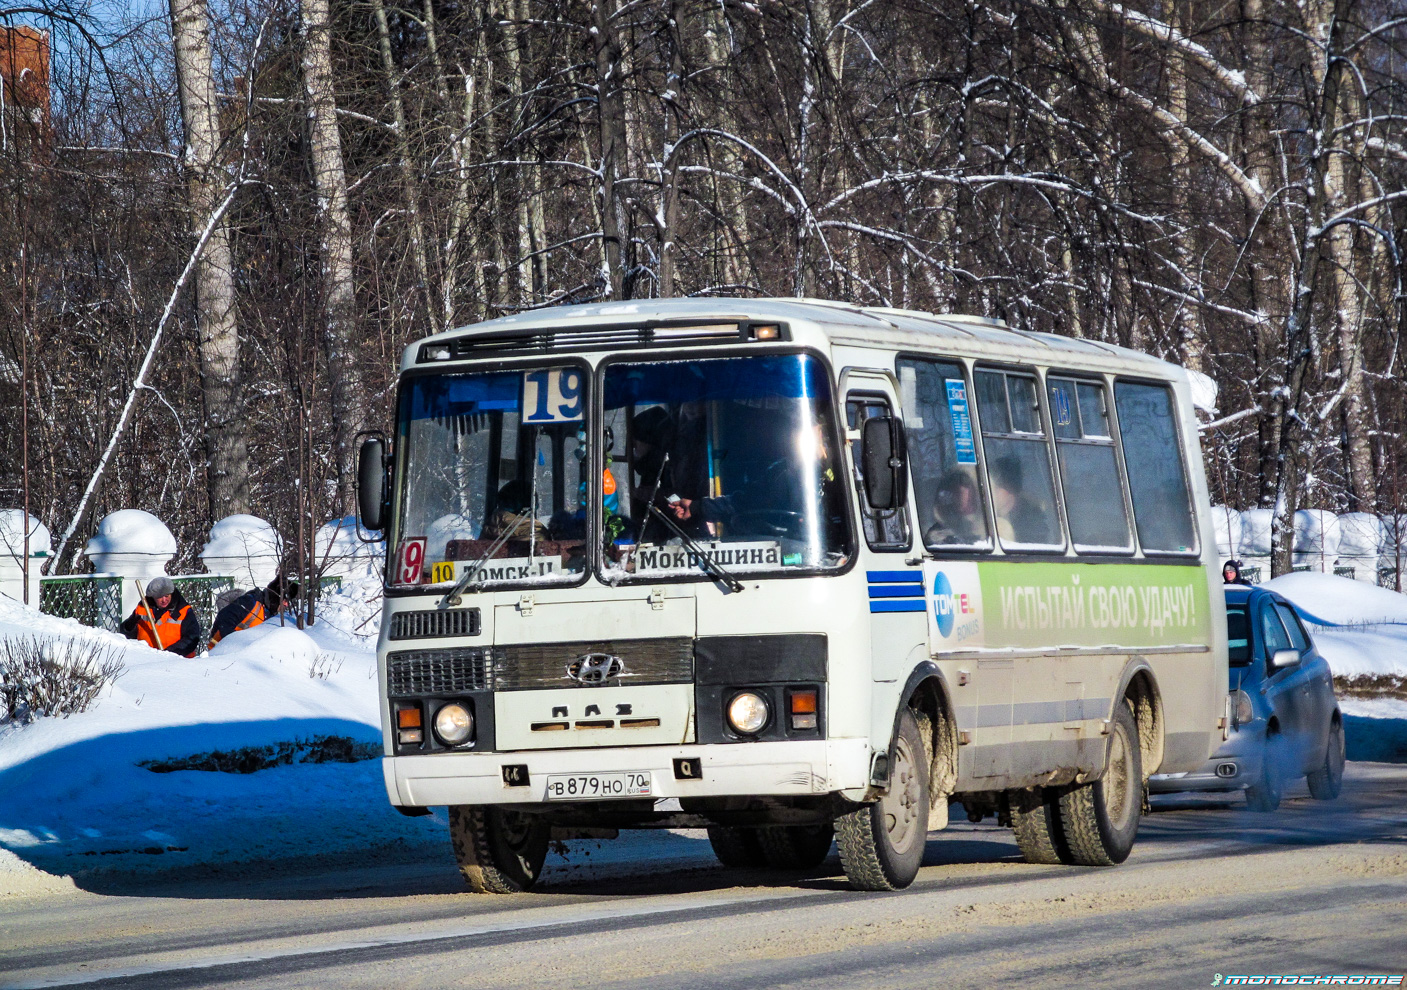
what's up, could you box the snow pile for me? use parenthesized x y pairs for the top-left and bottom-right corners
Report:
(200, 514), (283, 588)
(316, 516), (384, 581)
(1263, 572), (1407, 679)
(1185, 368), (1218, 415)
(0, 594), (442, 884)
(83, 509), (176, 578)
(312, 570), (384, 644)
(1210, 506), (1242, 559)
(0, 511), (50, 559)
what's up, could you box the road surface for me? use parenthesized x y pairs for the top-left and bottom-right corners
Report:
(3, 763), (1405, 989)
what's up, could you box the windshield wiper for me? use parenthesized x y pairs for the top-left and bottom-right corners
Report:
(441, 508), (532, 607)
(646, 504), (745, 593)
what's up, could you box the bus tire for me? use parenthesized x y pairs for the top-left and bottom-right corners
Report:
(1010, 787), (1071, 865)
(836, 707), (929, 891)
(706, 826), (767, 868)
(757, 824), (834, 869)
(1058, 700), (1142, 866)
(1306, 715), (1345, 801)
(449, 805), (550, 893)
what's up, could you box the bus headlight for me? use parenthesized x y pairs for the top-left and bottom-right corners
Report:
(433, 703), (475, 746)
(1229, 690), (1254, 728)
(727, 692), (770, 735)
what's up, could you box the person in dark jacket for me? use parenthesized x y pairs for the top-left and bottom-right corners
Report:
(209, 578), (299, 647)
(1222, 559), (1251, 585)
(120, 576), (202, 658)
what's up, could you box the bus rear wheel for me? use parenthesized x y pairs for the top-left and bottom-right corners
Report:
(449, 805), (550, 893)
(758, 824), (834, 869)
(1058, 700), (1142, 866)
(1010, 786), (1071, 865)
(836, 707), (929, 891)
(706, 826), (767, 868)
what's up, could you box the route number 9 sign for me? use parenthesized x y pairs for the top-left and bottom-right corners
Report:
(522, 368), (584, 423)
(395, 537), (427, 585)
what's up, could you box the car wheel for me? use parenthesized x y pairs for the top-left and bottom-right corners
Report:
(1244, 734), (1283, 812)
(836, 706), (930, 890)
(1058, 700), (1142, 866)
(1306, 716), (1345, 800)
(449, 805), (550, 893)
(1010, 786), (1072, 865)
(706, 826), (768, 868)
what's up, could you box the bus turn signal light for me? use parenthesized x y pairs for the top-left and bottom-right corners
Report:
(790, 689), (818, 730)
(396, 705), (424, 745)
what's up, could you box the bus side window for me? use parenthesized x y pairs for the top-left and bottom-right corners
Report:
(1048, 377), (1133, 553)
(896, 359), (991, 551)
(973, 368), (1064, 550)
(846, 396), (911, 551)
(1113, 381), (1198, 554)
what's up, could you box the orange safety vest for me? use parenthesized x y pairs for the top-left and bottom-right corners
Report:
(135, 602), (195, 657)
(209, 600), (267, 646)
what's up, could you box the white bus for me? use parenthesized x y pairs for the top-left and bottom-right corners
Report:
(357, 298), (1226, 892)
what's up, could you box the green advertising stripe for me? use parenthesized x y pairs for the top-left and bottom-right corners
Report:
(977, 561), (1212, 650)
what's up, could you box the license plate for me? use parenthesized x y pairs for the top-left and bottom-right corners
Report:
(544, 771), (652, 800)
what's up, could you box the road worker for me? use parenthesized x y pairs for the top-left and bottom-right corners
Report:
(209, 577), (299, 647)
(120, 575), (202, 658)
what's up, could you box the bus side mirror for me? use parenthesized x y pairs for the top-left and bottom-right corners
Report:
(861, 417), (907, 511)
(357, 436), (388, 532)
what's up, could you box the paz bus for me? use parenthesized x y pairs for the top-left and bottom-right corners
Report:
(356, 298), (1226, 892)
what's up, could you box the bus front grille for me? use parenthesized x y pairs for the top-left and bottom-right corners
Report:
(494, 637), (695, 690)
(387, 648), (492, 696)
(388, 608), (481, 640)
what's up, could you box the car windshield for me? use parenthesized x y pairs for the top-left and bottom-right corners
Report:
(389, 367), (589, 589)
(599, 353), (851, 580)
(1226, 603), (1251, 667)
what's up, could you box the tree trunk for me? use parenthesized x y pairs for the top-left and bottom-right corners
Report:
(300, 0), (363, 505)
(591, 0), (628, 300)
(169, 0), (248, 517)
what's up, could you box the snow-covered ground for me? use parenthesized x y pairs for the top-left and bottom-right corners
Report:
(1, 571), (1405, 895)
(0, 588), (447, 895)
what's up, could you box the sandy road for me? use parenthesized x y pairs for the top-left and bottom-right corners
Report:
(2, 763), (1405, 990)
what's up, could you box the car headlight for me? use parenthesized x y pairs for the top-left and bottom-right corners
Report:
(433, 703), (475, 746)
(727, 691), (770, 735)
(1229, 690), (1254, 728)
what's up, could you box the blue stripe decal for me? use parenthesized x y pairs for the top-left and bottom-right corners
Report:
(868, 585), (924, 598)
(866, 570), (922, 583)
(869, 600), (928, 613)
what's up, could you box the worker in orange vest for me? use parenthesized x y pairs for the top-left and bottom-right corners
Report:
(119, 576), (203, 657)
(208, 578), (299, 647)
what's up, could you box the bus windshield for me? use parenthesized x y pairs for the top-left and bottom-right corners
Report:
(390, 366), (590, 589)
(600, 353), (851, 580)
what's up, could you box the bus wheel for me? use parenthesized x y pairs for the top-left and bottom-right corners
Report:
(758, 824), (834, 869)
(836, 707), (930, 890)
(449, 805), (550, 893)
(1058, 701), (1142, 866)
(706, 826), (767, 867)
(1010, 787), (1071, 865)
(1306, 716), (1345, 800)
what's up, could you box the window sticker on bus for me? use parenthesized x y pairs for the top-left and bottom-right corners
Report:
(521, 367), (584, 423)
(1050, 381), (1073, 429)
(395, 537), (427, 585)
(945, 380), (977, 465)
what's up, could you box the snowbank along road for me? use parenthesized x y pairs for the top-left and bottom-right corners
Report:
(2, 763), (1405, 990)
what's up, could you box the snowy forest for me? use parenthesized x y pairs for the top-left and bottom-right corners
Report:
(1, 0), (1404, 578)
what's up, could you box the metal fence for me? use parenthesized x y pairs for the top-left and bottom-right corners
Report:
(39, 575), (124, 632)
(171, 575), (236, 635)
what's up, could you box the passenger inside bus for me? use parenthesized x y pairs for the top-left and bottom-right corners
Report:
(924, 469), (985, 546)
(989, 455), (1054, 544)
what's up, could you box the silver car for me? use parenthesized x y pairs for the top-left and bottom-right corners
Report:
(1149, 586), (1345, 810)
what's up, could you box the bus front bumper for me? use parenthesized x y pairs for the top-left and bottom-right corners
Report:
(384, 738), (874, 808)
